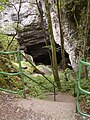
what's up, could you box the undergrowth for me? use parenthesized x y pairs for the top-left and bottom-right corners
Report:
(0, 55), (89, 114)
(0, 32), (89, 113)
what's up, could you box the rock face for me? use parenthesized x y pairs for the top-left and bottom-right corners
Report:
(0, 0), (87, 71)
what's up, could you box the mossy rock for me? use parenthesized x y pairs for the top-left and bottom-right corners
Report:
(12, 61), (35, 74)
(35, 65), (52, 75)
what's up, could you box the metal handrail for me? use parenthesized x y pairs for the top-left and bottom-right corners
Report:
(0, 50), (26, 97)
(0, 72), (21, 76)
(0, 50), (56, 100)
(77, 59), (90, 118)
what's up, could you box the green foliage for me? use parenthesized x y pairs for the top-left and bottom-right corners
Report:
(0, 75), (22, 90)
(0, 54), (14, 72)
(0, 54), (89, 101)
(0, 0), (8, 11)
(12, 61), (35, 74)
(22, 70), (76, 99)
(23, 74), (54, 99)
(65, 0), (87, 24)
(79, 78), (90, 114)
(0, 0), (8, 2)
(0, 33), (18, 51)
(0, 5), (4, 10)
(0, 54), (23, 92)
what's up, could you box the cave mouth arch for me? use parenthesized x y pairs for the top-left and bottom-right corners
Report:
(33, 47), (71, 69)
(22, 43), (71, 69)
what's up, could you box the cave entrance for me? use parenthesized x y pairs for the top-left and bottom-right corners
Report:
(32, 44), (71, 69)
(22, 43), (71, 69)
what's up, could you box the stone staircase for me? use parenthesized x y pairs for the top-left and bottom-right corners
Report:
(12, 92), (76, 120)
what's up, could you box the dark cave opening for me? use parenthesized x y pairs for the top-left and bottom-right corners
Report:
(21, 43), (71, 69)
(33, 45), (71, 69)
(33, 43), (62, 65)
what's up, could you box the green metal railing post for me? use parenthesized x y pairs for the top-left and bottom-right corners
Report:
(17, 50), (26, 98)
(77, 59), (90, 118)
(0, 50), (25, 95)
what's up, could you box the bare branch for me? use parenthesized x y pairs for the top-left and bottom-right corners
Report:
(6, 33), (17, 51)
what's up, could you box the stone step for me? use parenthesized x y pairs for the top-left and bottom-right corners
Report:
(13, 97), (76, 120)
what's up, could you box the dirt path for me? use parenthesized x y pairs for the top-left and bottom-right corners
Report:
(0, 92), (89, 120)
(0, 92), (52, 120)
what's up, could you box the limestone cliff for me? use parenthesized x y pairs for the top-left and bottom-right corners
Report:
(0, 0), (90, 71)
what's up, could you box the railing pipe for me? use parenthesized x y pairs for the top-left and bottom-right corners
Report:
(77, 59), (90, 118)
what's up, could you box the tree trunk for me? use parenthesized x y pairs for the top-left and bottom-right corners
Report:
(83, 0), (90, 79)
(44, 0), (61, 90)
(56, 0), (66, 71)
(83, 1), (89, 59)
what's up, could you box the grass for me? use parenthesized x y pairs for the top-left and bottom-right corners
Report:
(0, 55), (89, 100)
(22, 70), (77, 99)
(77, 77), (90, 114)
